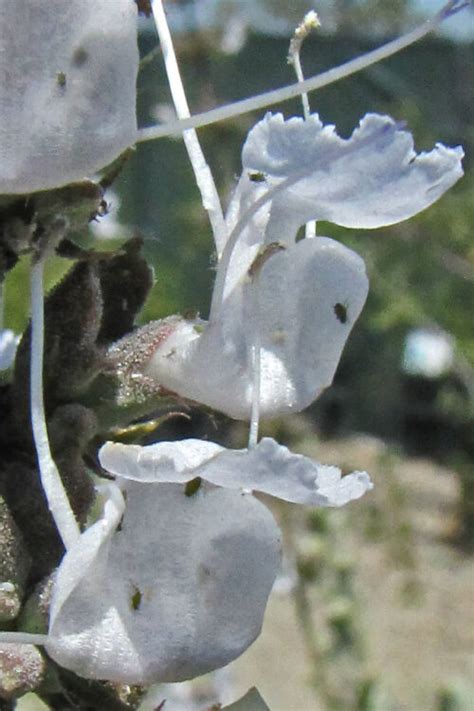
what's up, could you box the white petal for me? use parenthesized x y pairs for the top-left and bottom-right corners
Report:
(0, 0), (138, 193)
(196, 438), (373, 507)
(240, 112), (463, 238)
(46, 484), (125, 631)
(99, 439), (224, 482)
(98, 437), (373, 507)
(146, 237), (368, 419)
(47, 485), (280, 684)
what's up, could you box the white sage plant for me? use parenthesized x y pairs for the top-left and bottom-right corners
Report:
(0, 0), (466, 704)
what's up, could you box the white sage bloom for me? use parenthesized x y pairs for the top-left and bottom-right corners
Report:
(145, 112), (463, 420)
(43, 433), (372, 683)
(0, 0), (138, 194)
(45, 481), (281, 684)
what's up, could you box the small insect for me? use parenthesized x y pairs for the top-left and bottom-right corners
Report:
(185, 477), (202, 497)
(130, 585), (143, 611)
(334, 302), (348, 324)
(56, 71), (66, 88)
(248, 171), (267, 183)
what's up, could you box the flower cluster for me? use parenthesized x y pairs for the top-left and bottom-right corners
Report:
(0, 0), (465, 698)
(42, 107), (463, 683)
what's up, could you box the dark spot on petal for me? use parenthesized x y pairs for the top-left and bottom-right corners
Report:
(72, 47), (89, 67)
(334, 302), (348, 324)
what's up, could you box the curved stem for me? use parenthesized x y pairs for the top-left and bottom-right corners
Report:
(30, 257), (80, 550)
(151, 0), (226, 253)
(137, 1), (464, 142)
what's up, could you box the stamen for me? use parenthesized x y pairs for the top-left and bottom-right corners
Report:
(150, 0), (226, 252)
(288, 11), (320, 239)
(137, 1), (462, 143)
(288, 10), (320, 120)
(30, 256), (80, 550)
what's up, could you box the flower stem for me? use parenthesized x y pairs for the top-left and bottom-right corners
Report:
(137, 0), (462, 142)
(30, 256), (80, 550)
(151, 0), (226, 253)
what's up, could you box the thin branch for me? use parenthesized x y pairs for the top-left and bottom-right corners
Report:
(137, 1), (466, 142)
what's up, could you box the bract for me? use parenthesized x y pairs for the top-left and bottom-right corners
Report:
(46, 483), (280, 684)
(99, 436), (373, 507)
(0, 0), (138, 194)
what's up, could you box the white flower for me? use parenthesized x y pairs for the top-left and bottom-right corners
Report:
(0, 0), (138, 194)
(45, 481), (281, 684)
(44, 433), (372, 684)
(144, 112), (463, 420)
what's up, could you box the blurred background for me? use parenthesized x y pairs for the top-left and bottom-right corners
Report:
(9, 1), (474, 709)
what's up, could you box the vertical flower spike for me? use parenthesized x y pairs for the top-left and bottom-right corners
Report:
(46, 483), (281, 684)
(0, 0), (138, 194)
